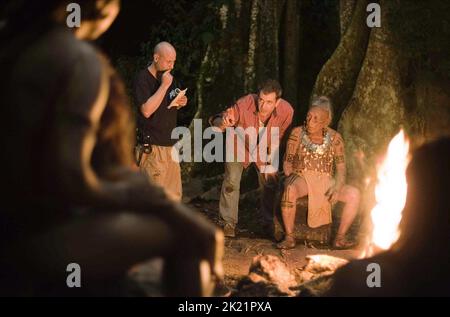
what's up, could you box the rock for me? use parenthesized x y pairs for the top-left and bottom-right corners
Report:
(234, 255), (297, 296)
(296, 275), (335, 297)
(232, 254), (350, 297)
(298, 254), (349, 283)
(294, 254), (349, 296)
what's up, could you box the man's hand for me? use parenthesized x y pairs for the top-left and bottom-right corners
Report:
(168, 89), (188, 109)
(176, 95), (188, 108)
(161, 70), (173, 88)
(222, 112), (236, 127)
(283, 162), (293, 177)
(212, 112), (236, 131)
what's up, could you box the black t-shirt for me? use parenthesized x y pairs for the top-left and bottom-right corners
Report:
(133, 68), (179, 146)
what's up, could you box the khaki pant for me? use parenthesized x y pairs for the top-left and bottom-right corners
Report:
(138, 145), (182, 202)
(219, 162), (279, 227)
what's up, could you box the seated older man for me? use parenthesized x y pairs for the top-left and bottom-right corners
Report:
(277, 96), (360, 249)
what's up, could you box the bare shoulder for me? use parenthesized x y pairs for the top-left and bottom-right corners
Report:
(328, 128), (344, 144)
(288, 126), (303, 141)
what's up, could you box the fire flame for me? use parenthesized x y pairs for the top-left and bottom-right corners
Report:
(362, 130), (410, 257)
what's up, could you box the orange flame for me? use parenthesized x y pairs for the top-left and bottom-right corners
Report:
(361, 130), (410, 258)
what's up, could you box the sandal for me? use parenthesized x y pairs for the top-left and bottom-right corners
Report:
(276, 234), (296, 250)
(333, 234), (355, 250)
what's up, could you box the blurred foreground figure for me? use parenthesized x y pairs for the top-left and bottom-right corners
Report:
(0, 0), (223, 296)
(326, 137), (450, 296)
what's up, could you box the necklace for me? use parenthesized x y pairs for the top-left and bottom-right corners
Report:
(301, 130), (331, 155)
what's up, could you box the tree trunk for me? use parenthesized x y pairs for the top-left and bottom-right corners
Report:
(297, 0), (340, 122)
(339, 0), (357, 37)
(338, 0), (406, 223)
(245, 0), (260, 91)
(255, 0), (284, 85)
(406, 75), (450, 148)
(282, 0), (300, 106)
(190, 45), (212, 130)
(339, 7), (405, 152)
(312, 0), (370, 127)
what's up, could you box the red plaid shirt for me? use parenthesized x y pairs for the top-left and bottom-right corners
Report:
(210, 94), (294, 169)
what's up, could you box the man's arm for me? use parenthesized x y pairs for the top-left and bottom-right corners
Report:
(140, 70), (173, 118)
(326, 132), (346, 204)
(209, 99), (242, 131)
(210, 114), (229, 130)
(333, 132), (346, 190)
(283, 127), (301, 176)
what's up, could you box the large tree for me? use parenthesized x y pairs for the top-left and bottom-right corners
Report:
(312, 0), (370, 127)
(311, 0), (450, 230)
(312, 0), (450, 184)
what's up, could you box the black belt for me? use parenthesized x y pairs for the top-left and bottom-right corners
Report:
(135, 144), (152, 166)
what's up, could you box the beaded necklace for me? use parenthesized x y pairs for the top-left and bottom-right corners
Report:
(301, 129), (332, 155)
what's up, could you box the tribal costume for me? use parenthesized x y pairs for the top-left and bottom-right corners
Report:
(283, 127), (340, 228)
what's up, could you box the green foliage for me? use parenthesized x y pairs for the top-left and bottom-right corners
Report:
(115, 0), (223, 126)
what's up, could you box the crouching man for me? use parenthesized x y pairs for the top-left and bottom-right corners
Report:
(210, 80), (294, 239)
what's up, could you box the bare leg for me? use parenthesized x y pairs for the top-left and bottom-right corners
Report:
(256, 171), (279, 230)
(335, 185), (361, 247)
(277, 174), (308, 249)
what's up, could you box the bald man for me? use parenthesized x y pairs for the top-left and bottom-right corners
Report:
(133, 42), (187, 202)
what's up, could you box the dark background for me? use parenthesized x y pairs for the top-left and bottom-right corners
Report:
(93, 0), (450, 183)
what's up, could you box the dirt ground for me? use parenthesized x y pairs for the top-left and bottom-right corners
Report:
(129, 198), (362, 295)
(188, 200), (361, 290)
(221, 236), (359, 288)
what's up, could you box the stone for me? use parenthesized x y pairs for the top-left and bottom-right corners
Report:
(295, 254), (349, 296)
(234, 255), (297, 296)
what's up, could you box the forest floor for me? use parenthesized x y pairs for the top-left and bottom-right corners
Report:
(129, 176), (363, 295)
(187, 199), (361, 292)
